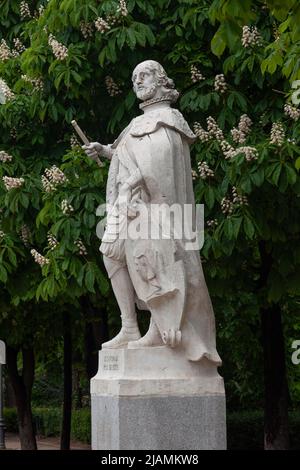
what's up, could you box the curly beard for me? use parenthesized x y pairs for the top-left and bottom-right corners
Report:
(135, 83), (158, 101)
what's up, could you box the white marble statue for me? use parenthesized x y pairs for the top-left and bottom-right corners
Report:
(83, 60), (221, 364)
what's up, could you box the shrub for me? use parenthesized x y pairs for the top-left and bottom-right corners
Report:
(33, 407), (61, 437)
(3, 407), (18, 433)
(71, 408), (91, 443)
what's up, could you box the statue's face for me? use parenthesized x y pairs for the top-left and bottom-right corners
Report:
(132, 66), (161, 101)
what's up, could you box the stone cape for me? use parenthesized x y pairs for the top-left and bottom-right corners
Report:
(103, 105), (221, 365)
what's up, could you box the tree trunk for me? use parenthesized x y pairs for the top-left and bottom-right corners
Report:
(259, 243), (290, 450)
(73, 369), (83, 409)
(60, 312), (72, 450)
(5, 377), (16, 407)
(82, 297), (109, 379)
(261, 305), (290, 449)
(6, 346), (37, 450)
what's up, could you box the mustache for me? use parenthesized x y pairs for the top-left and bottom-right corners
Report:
(134, 83), (157, 92)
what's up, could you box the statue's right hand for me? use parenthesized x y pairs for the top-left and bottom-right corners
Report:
(82, 142), (103, 160)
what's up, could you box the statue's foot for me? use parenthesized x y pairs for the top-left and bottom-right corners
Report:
(128, 320), (164, 349)
(101, 327), (141, 349)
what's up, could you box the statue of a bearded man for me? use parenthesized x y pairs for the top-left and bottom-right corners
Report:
(83, 60), (221, 364)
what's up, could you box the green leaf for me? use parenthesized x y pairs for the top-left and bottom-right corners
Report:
(98, 47), (107, 67)
(204, 186), (215, 209)
(71, 70), (82, 85)
(85, 265), (95, 293)
(271, 164), (282, 186)
(0, 265), (8, 283)
(224, 218), (234, 239)
(126, 28), (137, 50)
(266, 162), (282, 186)
(285, 164), (297, 185)
(20, 193), (29, 209)
(117, 29), (127, 50)
(243, 217), (255, 239)
(54, 72), (66, 90)
(211, 26), (226, 57)
(107, 38), (117, 62)
(77, 264), (85, 287)
(7, 248), (17, 267)
(250, 168), (265, 187)
(96, 270), (109, 295)
(231, 216), (243, 239)
(175, 25), (183, 37)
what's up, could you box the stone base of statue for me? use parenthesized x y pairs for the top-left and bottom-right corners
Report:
(91, 346), (226, 450)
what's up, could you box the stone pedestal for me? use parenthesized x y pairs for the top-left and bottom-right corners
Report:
(91, 347), (226, 450)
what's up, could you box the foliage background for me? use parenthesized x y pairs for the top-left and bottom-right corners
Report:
(0, 0), (300, 427)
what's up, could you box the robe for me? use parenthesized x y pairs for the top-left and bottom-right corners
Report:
(101, 104), (222, 365)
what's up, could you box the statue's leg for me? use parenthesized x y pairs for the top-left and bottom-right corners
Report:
(128, 316), (164, 348)
(101, 256), (141, 349)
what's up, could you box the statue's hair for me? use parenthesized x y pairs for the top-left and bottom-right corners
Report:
(132, 60), (179, 103)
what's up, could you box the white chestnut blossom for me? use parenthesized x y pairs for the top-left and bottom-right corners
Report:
(0, 230), (5, 241)
(242, 26), (262, 48)
(74, 239), (88, 256)
(10, 128), (17, 139)
(221, 196), (234, 215)
(48, 34), (68, 61)
(47, 233), (59, 250)
(231, 114), (252, 144)
(61, 199), (74, 215)
(20, 1), (32, 20)
(105, 76), (122, 96)
(232, 186), (248, 206)
(41, 165), (68, 192)
(220, 140), (258, 162)
(31, 249), (50, 267)
(214, 74), (227, 94)
(11, 38), (26, 57)
(220, 140), (236, 159)
(21, 74), (44, 92)
(95, 17), (111, 33)
(191, 169), (198, 180)
(270, 122), (285, 146)
(0, 39), (11, 61)
(193, 122), (210, 142)
(273, 25), (280, 42)
(0, 151), (13, 162)
(38, 5), (45, 16)
(191, 65), (205, 83)
(284, 104), (300, 121)
(194, 117), (225, 143)
(80, 22), (94, 39)
(70, 134), (80, 148)
(237, 146), (258, 162)
(207, 219), (218, 228)
(106, 14), (118, 26)
(207, 116), (224, 141)
(117, 0), (128, 17)
(20, 224), (31, 246)
(198, 161), (214, 179)
(0, 79), (15, 101)
(2, 176), (24, 190)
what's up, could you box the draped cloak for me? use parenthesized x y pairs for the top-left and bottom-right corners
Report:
(101, 104), (222, 365)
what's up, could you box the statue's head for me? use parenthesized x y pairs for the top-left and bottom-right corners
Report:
(132, 60), (179, 103)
